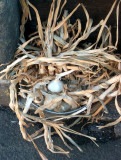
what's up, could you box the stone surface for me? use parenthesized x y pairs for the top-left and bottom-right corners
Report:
(0, 106), (121, 160)
(114, 122), (121, 138)
(0, 0), (20, 64)
(0, 80), (10, 106)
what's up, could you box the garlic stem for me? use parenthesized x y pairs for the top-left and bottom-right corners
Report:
(56, 69), (74, 80)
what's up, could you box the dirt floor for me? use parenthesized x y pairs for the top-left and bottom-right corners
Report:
(0, 105), (121, 160)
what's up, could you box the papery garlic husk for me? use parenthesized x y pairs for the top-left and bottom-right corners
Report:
(48, 79), (64, 93)
(44, 95), (60, 109)
(39, 65), (46, 74)
(48, 65), (55, 76)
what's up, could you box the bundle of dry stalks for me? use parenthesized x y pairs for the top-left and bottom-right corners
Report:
(0, 0), (121, 159)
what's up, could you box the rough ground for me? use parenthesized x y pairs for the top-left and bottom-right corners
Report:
(0, 105), (121, 160)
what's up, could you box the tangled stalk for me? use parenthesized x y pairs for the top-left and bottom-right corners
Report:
(0, 0), (121, 159)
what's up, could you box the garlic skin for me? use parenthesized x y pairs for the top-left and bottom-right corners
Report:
(48, 79), (64, 93)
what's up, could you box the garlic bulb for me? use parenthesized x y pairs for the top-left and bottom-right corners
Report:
(48, 79), (64, 93)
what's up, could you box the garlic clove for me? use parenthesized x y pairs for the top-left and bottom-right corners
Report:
(48, 79), (64, 93)
(60, 101), (71, 112)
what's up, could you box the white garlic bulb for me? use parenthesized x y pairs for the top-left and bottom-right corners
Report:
(48, 79), (64, 93)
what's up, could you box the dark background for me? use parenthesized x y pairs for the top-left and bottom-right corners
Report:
(26, 0), (121, 51)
